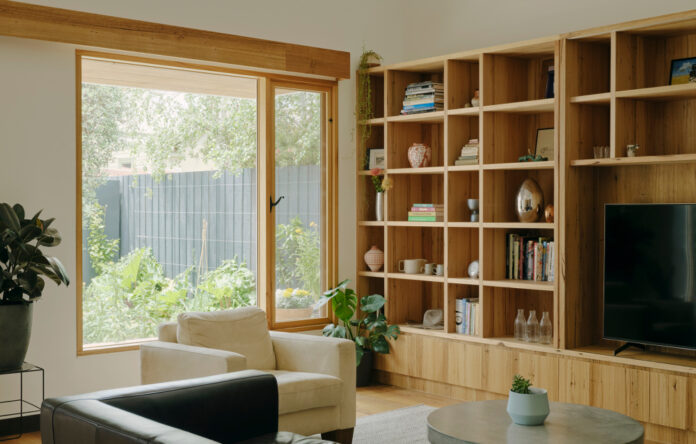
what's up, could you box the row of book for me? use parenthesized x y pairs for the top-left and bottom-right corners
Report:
(401, 81), (444, 115)
(506, 233), (555, 282)
(455, 298), (480, 336)
(408, 203), (443, 222)
(454, 139), (479, 166)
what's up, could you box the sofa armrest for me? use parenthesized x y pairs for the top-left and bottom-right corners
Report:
(141, 341), (247, 384)
(270, 331), (356, 429)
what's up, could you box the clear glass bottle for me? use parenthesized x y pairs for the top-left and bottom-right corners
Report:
(525, 310), (539, 343)
(514, 309), (526, 340)
(539, 311), (552, 344)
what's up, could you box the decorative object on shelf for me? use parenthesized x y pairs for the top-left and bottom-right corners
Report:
(407, 142), (432, 168)
(593, 145), (610, 159)
(525, 310), (540, 342)
(363, 246), (384, 272)
(369, 168), (392, 221)
(399, 258), (426, 274)
(357, 49), (382, 150)
(470, 89), (480, 107)
(402, 81), (444, 115)
(366, 148), (385, 170)
(626, 144), (639, 157)
(467, 199), (479, 222)
(455, 139), (479, 166)
(545, 65), (555, 98)
(518, 149), (548, 162)
(515, 178), (544, 222)
(669, 56), (696, 85)
(456, 298), (480, 335)
(408, 203), (443, 222)
(507, 374), (550, 426)
(435, 264), (444, 276)
(514, 309), (526, 340)
(506, 233), (554, 282)
(539, 311), (552, 344)
(467, 260), (479, 279)
(0, 203), (70, 371)
(422, 309), (444, 329)
(544, 204), (554, 223)
(534, 128), (554, 161)
(424, 263), (435, 275)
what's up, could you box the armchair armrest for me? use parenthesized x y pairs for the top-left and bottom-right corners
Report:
(270, 331), (356, 429)
(141, 341), (247, 384)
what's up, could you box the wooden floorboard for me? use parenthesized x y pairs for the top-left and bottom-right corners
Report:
(356, 384), (458, 418)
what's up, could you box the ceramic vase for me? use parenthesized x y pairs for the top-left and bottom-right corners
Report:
(507, 387), (550, 426)
(364, 245), (384, 272)
(407, 143), (431, 168)
(375, 192), (384, 221)
(515, 178), (544, 223)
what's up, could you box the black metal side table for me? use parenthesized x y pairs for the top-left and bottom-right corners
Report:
(0, 362), (44, 441)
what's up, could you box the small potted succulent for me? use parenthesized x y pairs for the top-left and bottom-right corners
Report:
(275, 288), (315, 322)
(507, 374), (550, 426)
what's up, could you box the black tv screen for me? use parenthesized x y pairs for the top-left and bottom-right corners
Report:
(604, 204), (696, 350)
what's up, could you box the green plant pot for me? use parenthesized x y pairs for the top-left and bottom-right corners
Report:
(356, 349), (373, 387)
(0, 303), (33, 371)
(507, 387), (550, 426)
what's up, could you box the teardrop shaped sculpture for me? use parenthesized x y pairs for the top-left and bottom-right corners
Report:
(515, 178), (544, 223)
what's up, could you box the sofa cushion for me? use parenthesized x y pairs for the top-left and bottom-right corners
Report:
(177, 307), (276, 370)
(267, 370), (342, 415)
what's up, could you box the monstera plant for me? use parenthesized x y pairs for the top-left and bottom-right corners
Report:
(0, 203), (69, 370)
(318, 279), (399, 386)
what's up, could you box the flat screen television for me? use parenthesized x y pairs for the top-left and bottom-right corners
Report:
(604, 204), (696, 350)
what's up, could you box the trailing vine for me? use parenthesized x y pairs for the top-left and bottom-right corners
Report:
(357, 49), (382, 151)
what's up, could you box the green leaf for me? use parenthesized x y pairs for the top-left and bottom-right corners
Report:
(360, 294), (385, 313)
(0, 203), (21, 231)
(12, 204), (25, 221)
(47, 257), (70, 286)
(355, 344), (365, 366)
(355, 335), (367, 348)
(371, 335), (390, 354)
(322, 324), (347, 338)
(38, 228), (62, 247)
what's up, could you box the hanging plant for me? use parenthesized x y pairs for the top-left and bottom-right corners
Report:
(357, 49), (382, 151)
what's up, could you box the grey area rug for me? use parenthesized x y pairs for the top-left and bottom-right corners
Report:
(353, 405), (436, 444)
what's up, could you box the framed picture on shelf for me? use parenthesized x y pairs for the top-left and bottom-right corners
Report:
(534, 128), (554, 161)
(366, 148), (385, 170)
(669, 57), (696, 85)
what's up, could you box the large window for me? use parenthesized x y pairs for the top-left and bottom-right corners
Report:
(77, 53), (336, 353)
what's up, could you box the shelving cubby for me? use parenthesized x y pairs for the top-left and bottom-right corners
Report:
(446, 283), (480, 334)
(387, 174), (443, 222)
(447, 228), (479, 279)
(481, 47), (556, 106)
(482, 169), (554, 224)
(447, 171), (479, 222)
(386, 68), (444, 118)
(386, 279), (444, 327)
(565, 35), (611, 99)
(482, 110), (554, 164)
(387, 121), (444, 169)
(481, 286), (555, 346)
(387, 226), (444, 274)
(445, 57), (480, 112)
(447, 114), (479, 167)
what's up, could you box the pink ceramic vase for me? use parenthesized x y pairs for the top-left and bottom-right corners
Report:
(364, 245), (384, 272)
(408, 143), (431, 168)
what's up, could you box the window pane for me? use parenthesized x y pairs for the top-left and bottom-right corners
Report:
(274, 88), (326, 322)
(81, 59), (258, 346)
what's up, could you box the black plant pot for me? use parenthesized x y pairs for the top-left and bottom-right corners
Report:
(0, 303), (33, 371)
(356, 349), (373, 387)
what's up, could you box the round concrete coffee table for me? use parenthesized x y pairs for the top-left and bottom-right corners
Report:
(427, 400), (644, 443)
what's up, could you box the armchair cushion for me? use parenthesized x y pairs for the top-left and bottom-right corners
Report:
(267, 370), (342, 415)
(177, 307), (276, 370)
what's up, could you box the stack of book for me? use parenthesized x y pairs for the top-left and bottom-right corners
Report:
(454, 139), (479, 166)
(456, 298), (480, 336)
(408, 203), (443, 222)
(506, 233), (555, 282)
(401, 81), (444, 115)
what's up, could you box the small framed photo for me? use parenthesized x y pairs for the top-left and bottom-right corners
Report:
(669, 57), (696, 85)
(535, 128), (555, 161)
(366, 148), (385, 170)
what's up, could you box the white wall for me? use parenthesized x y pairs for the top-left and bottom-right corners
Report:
(1, 0), (693, 398)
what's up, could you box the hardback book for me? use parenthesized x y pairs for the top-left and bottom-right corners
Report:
(454, 159), (478, 165)
(412, 203), (443, 208)
(410, 206), (443, 212)
(407, 215), (442, 222)
(408, 211), (443, 217)
(457, 155), (478, 160)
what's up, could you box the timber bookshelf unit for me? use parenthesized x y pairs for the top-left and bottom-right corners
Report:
(357, 9), (696, 443)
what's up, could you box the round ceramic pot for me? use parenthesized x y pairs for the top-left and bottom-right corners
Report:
(507, 387), (550, 426)
(364, 245), (384, 272)
(0, 303), (33, 371)
(407, 143), (431, 168)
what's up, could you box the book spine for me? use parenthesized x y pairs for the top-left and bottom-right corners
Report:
(408, 212), (443, 217)
(409, 207), (443, 212)
(407, 216), (441, 222)
(412, 203), (443, 207)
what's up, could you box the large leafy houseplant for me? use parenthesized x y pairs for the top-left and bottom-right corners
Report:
(318, 279), (399, 366)
(0, 203), (69, 370)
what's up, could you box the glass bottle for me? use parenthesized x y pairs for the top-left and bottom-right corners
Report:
(514, 309), (526, 340)
(525, 310), (539, 343)
(540, 312), (552, 344)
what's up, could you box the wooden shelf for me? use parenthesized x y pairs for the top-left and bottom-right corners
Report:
(482, 98), (555, 114)
(387, 166), (444, 175)
(447, 222), (480, 228)
(387, 272), (445, 283)
(570, 92), (611, 104)
(397, 326), (557, 353)
(358, 117), (385, 125)
(482, 222), (554, 229)
(447, 277), (480, 285)
(570, 153), (696, 167)
(358, 221), (385, 227)
(482, 161), (554, 170)
(358, 170), (382, 176)
(616, 83), (696, 101)
(483, 279), (554, 291)
(386, 221), (444, 228)
(447, 164), (480, 172)
(358, 271), (385, 278)
(386, 111), (445, 123)
(447, 106), (480, 116)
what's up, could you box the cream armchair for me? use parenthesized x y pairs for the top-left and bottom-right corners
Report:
(140, 307), (356, 443)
